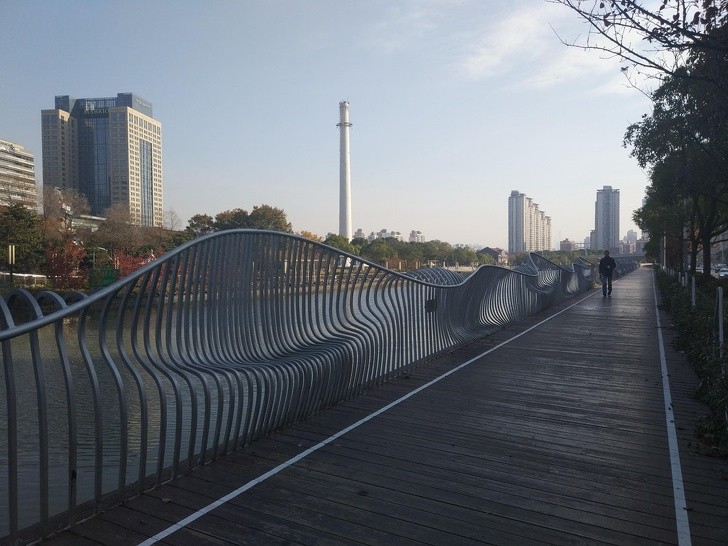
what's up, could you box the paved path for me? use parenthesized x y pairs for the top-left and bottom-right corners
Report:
(46, 266), (728, 545)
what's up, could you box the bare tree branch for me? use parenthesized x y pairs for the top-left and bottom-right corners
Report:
(549, 0), (728, 87)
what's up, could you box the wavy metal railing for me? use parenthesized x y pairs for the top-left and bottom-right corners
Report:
(0, 230), (633, 542)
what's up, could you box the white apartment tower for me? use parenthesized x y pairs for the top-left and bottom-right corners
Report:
(42, 93), (163, 227)
(0, 139), (37, 210)
(508, 190), (551, 253)
(594, 185), (620, 252)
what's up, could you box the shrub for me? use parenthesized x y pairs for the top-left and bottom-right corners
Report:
(656, 267), (728, 457)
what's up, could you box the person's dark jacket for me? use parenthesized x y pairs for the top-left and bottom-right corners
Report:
(599, 256), (617, 277)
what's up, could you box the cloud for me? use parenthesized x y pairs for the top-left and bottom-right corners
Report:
(365, 1), (444, 54)
(460, 5), (557, 79)
(361, 1), (646, 97)
(523, 44), (616, 88)
(459, 3), (631, 94)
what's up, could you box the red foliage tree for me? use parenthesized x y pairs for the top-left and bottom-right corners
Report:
(45, 237), (87, 289)
(113, 248), (163, 278)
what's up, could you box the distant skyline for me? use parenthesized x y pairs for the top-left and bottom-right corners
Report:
(0, 1), (651, 249)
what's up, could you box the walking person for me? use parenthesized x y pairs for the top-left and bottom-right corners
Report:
(599, 250), (617, 297)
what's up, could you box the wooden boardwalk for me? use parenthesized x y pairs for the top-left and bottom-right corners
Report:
(45, 266), (728, 545)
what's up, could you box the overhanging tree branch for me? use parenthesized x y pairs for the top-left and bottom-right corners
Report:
(549, 0), (728, 88)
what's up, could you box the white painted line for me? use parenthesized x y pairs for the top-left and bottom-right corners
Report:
(651, 271), (692, 546)
(136, 289), (598, 546)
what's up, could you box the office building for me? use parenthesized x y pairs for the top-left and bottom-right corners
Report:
(508, 190), (551, 253)
(0, 139), (37, 210)
(594, 185), (620, 252)
(42, 93), (163, 227)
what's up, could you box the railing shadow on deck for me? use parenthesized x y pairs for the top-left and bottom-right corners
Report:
(0, 229), (639, 543)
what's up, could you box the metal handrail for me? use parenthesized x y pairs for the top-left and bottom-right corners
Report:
(0, 230), (630, 542)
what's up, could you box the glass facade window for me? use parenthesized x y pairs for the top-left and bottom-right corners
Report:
(78, 116), (110, 215)
(139, 139), (154, 226)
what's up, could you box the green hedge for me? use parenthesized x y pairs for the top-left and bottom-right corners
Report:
(656, 267), (728, 457)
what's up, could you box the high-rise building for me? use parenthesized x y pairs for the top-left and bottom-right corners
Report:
(41, 93), (163, 227)
(409, 230), (426, 243)
(508, 190), (551, 253)
(0, 139), (37, 210)
(594, 185), (620, 252)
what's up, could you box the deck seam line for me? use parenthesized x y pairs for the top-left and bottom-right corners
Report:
(135, 289), (601, 546)
(652, 270), (692, 546)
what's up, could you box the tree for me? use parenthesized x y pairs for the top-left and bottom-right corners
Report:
(92, 203), (139, 255)
(477, 253), (496, 266)
(323, 234), (357, 254)
(45, 237), (86, 289)
(0, 204), (45, 274)
(41, 186), (90, 238)
(638, 236), (658, 262)
(552, 0), (728, 89)
(361, 239), (398, 264)
(164, 208), (182, 231)
(421, 240), (454, 264)
(185, 213), (216, 237)
(398, 242), (424, 265)
(298, 230), (323, 242)
(450, 247), (477, 267)
(350, 236), (368, 251)
(625, 63), (728, 273)
(214, 208), (250, 231)
(113, 249), (156, 278)
(633, 179), (691, 268)
(163, 229), (194, 250)
(82, 203), (164, 278)
(247, 204), (292, 232)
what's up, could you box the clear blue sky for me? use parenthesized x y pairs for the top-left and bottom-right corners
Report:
(0, 0), (651, 249)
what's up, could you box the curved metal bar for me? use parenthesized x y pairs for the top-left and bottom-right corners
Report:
(0, 296), (18, 542)
(76, 304), (104, 514)
(35, 291), (78, 526)
(0, 230), (640, 542)
(6, 289), (50, 535)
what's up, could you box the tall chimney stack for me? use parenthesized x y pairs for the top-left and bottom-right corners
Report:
(337, 101), (352, 241)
